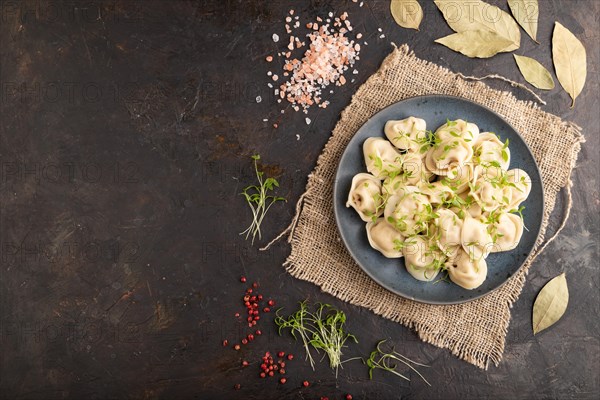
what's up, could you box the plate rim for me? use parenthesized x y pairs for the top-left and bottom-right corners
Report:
(332, 94), (545, 305)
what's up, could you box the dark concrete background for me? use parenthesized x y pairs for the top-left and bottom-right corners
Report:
(0, 1), (598, 399)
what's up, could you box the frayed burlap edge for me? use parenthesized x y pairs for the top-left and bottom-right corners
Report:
(267, 44), (585, 369)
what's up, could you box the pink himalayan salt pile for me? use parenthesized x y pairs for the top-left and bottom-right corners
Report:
(274, 11), (361, 114)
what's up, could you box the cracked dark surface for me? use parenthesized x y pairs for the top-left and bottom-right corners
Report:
(1, 1), (598, 399)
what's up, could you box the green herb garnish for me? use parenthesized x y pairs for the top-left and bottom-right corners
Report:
(365, 340), (431, 385)
(274, 301), (357, 376)
(240, 154), (286, 244)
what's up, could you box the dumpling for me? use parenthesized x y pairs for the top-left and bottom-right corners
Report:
(384, 117), (428, 154)
(448, 248), (488, 290)
(470, 174), (512, 212)
(465, 199), (485, 219)
(418, 181), (454, 205)
(425, 138), (474, 177)
(490, 212), (524, 252)
(434, 209), (463, 257)
(439, 162), (476, 194)
(366, 218), (405, 258)
(402, 152), (435, 185)
(461, 216), (493, 260)
(434, 119), (480, 142)
(363, 137), (403, 179)
(473, 132), (510, 170)
(346, 173), (383, 222)
(402, 235), (445, 281)
(506, 168), (531, 209)
(384, 188), (430, 236)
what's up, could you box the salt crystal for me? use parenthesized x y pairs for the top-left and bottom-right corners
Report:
(296, 134), (300, 140)
(378, 28), (382, 32)
(256, 96), (262, 103)
(272, 33), (279, 42)
(359, 1), (364, 6)
(379, 34), (385, 38)
(263, 118), (268, 122)
(267, 83), (273, 88)
(305, 117), (311, 125)
(328, 12), (333, 17)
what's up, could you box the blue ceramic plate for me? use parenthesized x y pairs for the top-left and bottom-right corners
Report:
(333, 95), (544, 304)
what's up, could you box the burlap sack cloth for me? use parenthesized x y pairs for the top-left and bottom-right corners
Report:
(266, 44), (585, 369)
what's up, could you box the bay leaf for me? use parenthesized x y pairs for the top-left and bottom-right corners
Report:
(434, 0), (520, 52)
(390, 0), (423, 31)
(552, 22), (587, 108)
(508, 0), (539, 43)
(532, 273), (568, 335)
(514, 54), (554, 90)
(435, 30), (514, 58)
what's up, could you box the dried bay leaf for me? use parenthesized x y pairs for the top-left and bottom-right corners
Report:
(508, 0), (539, 43)
(514, 54), (554, 90)
(533, 273), (568, 335)
(390, 0), (423, 31)
(434, 0), (520, 53)
(435, 30), (514, 58)
(552, 22), (587, 108)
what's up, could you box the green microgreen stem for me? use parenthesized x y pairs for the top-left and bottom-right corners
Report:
(365, 340), (431, 386)
(240, 154), (286, 244)
(274, 301), (358, 377)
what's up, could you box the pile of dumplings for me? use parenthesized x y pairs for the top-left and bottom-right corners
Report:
(346, 117), (531, 290)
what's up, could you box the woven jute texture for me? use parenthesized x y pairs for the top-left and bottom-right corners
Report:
(278, 45), (584, 369)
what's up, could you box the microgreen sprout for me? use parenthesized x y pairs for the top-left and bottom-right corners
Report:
(240, 154), (286, 244)
(365, 340), (431, 386)
(274, 301), (358, 377)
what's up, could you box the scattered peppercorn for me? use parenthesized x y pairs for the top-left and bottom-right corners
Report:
(279, 378), (287, 384)
(222, 339), (228, 347)
(242, 360), (249, 367)
(268, 300), (275, 306)
(240, 277), (246, 283)
(234, 383), (241, 390)
(287, 354), (294, 360)
(234, 344), (241, 351)
(346, 395), (353, 400)
(256, 330), (262, 335)
(302, 380), (310, 387)
(278, 351), (285, 358)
